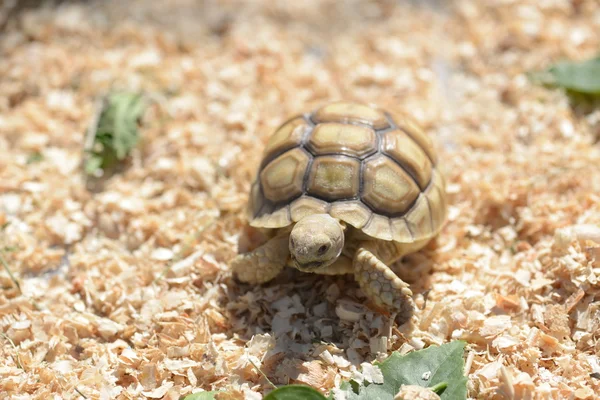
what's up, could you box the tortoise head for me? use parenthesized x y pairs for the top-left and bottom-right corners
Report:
(289, 214), (344, 272)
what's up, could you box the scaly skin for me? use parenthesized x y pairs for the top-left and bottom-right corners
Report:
(231, 234), (288, 284)
(353, 243), (415, 325)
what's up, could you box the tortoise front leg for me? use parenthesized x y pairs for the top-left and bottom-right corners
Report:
(231, 235), (289, 284)
(353, 243), (415, 325)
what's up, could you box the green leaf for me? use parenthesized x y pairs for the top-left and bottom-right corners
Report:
(333, 341), (467, 400)
(26, 152), (43, 164)
(109, 92), (146, 159)
(84, 91), (146, 175)
(181, 391), (218, 400)
(264, 385), (328, 400)
(84, 154), (104, 175)
(530, 56), (600, 94)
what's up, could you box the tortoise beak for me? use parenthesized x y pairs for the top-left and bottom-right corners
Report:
(290, 256), (324, 272)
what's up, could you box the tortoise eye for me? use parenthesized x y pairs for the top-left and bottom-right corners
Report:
(317, 244), (328, 255)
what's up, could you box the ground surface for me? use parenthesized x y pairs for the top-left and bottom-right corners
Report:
(1, 0), (600, 399)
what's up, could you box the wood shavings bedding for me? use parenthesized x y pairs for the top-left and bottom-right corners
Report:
(1, 0), (599, 398)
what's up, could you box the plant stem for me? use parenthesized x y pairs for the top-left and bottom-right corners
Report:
(249, 357), (277, 389)
(431, 381), (448, 394)
(0, 332), (23, 370)
(74, 387), (88, 398)
(0, 249), (21, 294)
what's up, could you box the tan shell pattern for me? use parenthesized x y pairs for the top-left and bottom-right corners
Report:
(248, 102), (447, 243)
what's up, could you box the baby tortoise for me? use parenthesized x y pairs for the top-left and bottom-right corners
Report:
(231, 101), (447, 324)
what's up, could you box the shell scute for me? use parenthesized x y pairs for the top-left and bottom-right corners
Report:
(312, 101), (389, 130)
(329, 200), (372, 229)
(391, 218), (413, 242)
(362, 155), (420, 215)
(404, 195), (433, 240)
(391, 111), (437, 164)
(259, 148), (309, 202)
(427, 171), (447, 229)
(290, 196), (329, 222)
(382, 129), (432, 190)
(308, 122), (377, 158)
(362, 214), (393, 241)
(307, 155), (361, 200)
(262, 116), (309, 165)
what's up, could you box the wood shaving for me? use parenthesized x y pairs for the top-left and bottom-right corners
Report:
(0, 0), (599, 399)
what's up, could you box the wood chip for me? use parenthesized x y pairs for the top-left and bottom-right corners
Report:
(1, 1), (599, 398)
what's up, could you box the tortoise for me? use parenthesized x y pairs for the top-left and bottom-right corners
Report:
(231, 101), (447, 324)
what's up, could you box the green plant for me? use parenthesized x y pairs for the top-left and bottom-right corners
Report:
(332, 341), (467, 400)
(529, 55), (600, 95)
(265, 385), (327, 400)
(181, 391), (218, 400)
(205, 341), (468, 400)
(84, 91), (147, 175)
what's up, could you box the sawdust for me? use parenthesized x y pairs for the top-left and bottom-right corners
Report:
(1, 0), (600, 399)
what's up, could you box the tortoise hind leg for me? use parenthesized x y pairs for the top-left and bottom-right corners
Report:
(353, 244), (415, 325)
(231, 235), (289, 284)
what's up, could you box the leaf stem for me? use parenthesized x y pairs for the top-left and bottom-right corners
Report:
(74, 387), (88, 398)
(248, 357), (277, 390)
(0, 332), (24, 370)
(0, 249), (21, 295)
(431, 381), (448, 394)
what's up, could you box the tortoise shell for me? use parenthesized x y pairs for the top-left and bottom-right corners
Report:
(247, 102), (447, 243)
